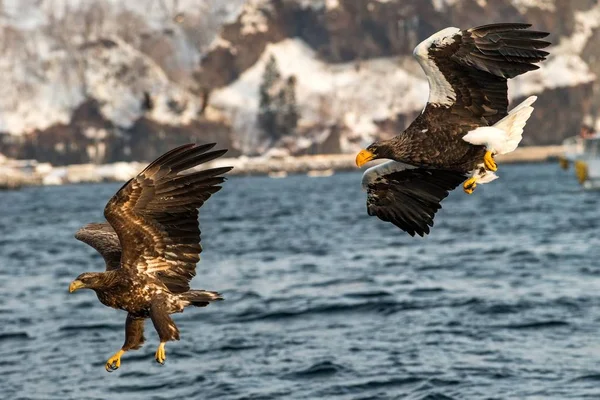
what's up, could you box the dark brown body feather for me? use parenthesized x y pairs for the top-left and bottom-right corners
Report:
(397, 113), (486, 172)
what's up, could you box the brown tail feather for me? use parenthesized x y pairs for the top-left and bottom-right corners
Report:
(179, 290), (223, 307)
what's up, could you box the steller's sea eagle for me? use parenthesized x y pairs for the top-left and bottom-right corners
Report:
(355, 23), (549, 236)
(69, 143), (232, 372)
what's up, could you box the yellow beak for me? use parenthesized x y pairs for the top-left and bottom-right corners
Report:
(355, 149), (375, 167)
(69, 280), (85, 293)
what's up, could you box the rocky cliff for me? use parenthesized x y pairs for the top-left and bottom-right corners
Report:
(0, 0), (598, 164)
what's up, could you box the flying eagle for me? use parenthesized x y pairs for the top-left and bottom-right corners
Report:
(355, 23), (549, 236)
(69, 143), (232, 372)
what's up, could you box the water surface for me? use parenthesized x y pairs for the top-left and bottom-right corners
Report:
(1, 163), (599, 399)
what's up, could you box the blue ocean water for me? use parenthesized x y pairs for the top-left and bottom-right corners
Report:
(1, 163), (599, 399)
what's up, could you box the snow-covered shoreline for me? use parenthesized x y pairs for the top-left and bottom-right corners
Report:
(0, 146), (565, 189)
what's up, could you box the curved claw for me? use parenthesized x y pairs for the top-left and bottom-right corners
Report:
(463, 177), (477, 195)
(105, 350), (124, 372)
(484, 151), (497, 172)
(155, 342), (166, 365)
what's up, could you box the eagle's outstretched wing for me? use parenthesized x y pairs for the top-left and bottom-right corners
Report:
(414, 23), (549, 125)
(362, 161), (467, 237)
(104, 143), (232, 293)
(75, 222), (122, 271)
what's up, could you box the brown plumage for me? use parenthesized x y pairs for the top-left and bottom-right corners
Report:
(70, 143), (231, 371)
(356, 23), (550, 236)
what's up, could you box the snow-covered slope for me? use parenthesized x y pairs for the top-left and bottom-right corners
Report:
(0, 0), (242, 135)
(0, 37), (209, 135)
(212, 38), (428, 153)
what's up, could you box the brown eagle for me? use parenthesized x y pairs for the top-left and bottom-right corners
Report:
(355, 23), (549, 236)
(69, 143), (232, 372)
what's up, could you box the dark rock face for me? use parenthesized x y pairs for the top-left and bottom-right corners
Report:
(0, 100), (113, 165)
(120, 117), (238, 162)
(516, 83), (595, 146)
(0, 100), (237, 165)
(198, 0), (579, 88)
(197, 2), (287, 90)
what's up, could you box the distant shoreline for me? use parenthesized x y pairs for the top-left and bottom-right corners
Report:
(0, 145), (565, 188)
(224, 145), (565, 176)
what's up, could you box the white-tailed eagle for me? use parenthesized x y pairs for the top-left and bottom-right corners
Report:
(69, 143), (231, 371)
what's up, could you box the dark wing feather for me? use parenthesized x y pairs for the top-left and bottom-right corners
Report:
(104, 143), (232, 293)
(74, 223), (122, 271)
(364, 163), (467, 236)
(416, 23), (549, 126)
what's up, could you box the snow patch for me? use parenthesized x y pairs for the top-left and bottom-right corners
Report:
(512, 54), (595, 97)
(431, 0), (459, 12)
(1, 0), (245, 31)
(209, 36), (236, 53)
(0, 48), (83, 134)
(325, 0), (340, 9)
(510, 0), (555, 14)
(82, 38), (202, 128)
(240, 0), (272, 35)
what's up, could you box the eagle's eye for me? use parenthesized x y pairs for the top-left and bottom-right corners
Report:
(366, 145), (378, 156)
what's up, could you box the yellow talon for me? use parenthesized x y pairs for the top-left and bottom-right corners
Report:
(105, 349), (125, 372)
(463, 177), (477, 194)
(155, 342), (166, 365)
(484, 150), (497, 172)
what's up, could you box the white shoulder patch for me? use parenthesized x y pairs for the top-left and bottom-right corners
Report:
(361, 161), (415, 190)
(413, 27), (461, 107)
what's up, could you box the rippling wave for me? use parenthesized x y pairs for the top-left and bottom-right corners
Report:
(1, 164), (600, 399)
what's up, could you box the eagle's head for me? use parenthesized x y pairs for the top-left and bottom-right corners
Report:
(355, 141), (396, 167)
(69, 272), (105, 293)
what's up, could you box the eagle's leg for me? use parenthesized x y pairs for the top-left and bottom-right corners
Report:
(463, 177), (477, 194)
(105, 314), (146, 372)
(483, 151), (497, 172)
(150, 299), (180, 365)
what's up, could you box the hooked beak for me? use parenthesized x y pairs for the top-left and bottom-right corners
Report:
(69, 280), (85, 293)
(355, 149), (375, 167)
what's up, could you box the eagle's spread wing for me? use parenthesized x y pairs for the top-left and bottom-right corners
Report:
(362, 161), (467, 237)
(75, 223), (122, 271)
(104, 143), (232, 293)
(414, 23), (549, 125)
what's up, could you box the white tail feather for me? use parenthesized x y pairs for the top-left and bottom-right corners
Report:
(462, 95), (537, 154)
